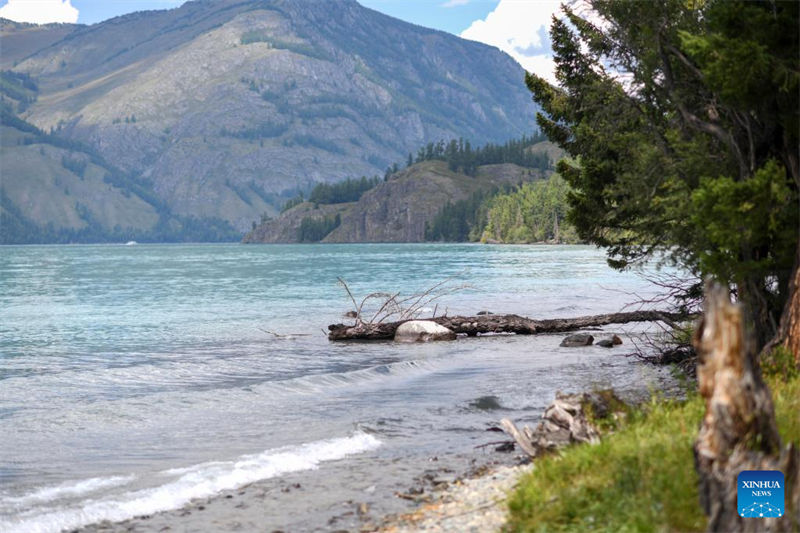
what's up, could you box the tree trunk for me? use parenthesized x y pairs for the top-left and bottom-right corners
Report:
(783, 261), (800, 365)
(693, 281), (799, 531)
(327, 310), (688, 341)
(776, 244), (800, 364)
(761, 243), (800, 365)
(738, 275), (778, 352)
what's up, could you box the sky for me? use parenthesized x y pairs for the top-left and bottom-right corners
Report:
(0, 0), (562, 82)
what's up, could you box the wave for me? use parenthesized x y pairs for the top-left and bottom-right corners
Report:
(1, 475), (136, 508)
(0, 431), (380, 533)
(269, 358), (439, 395)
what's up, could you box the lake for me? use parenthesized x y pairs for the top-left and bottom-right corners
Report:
(0, 243), (679, 532)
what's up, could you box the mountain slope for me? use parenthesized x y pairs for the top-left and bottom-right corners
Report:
(5, 0), (537, 234)
(0, 19), (79, 70)
(242, 159), (548, 243)
(0, 113), (241, 243)
(0, 73), (239, 244)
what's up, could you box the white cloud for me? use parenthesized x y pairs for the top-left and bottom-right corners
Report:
(441, 0), (470, 7)
(0, 0), (79, 24)
(460, 0), (562, 85)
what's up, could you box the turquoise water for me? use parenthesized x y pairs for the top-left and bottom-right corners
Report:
(0, 243), (678, 532)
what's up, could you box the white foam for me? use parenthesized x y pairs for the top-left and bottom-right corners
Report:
(1, 475), (136, 508)
(0, 431), (380, 533)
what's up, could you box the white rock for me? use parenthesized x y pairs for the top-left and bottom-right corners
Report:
(394, 320), (456, 342)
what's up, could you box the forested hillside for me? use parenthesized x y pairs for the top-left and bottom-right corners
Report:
(479, 174), (578, 244)
(245, 136), (572, 244)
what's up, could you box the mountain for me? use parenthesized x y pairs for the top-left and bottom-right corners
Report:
(242, 159), (550, 243)
(0, 71), (239, 243)
(0, 114), (241, 244)
(0, 19), (78, 70)
(1, 0), (538, 241)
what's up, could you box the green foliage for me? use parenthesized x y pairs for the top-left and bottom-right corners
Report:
(508, 395), (707, 532)
(690, 160), (797, 284)
(240, 30), (270, 45)
(425, 174), (579, 244)
(220, 122), (288, 140)
(424, 188), (497, 242)
(283, 177), (379, 211)
(285, 134), (344, 155)
(60, 154), (87, 178)
(281, 194), (305, 213)
(507, 373), (800, 532)
(529, 0), (799, 347)
(413, 132), (550, 176)
(481, 174), (579, 243)
(0, 70), (38, 112)
(280, 133), (556, 231)
(308, 176), (379, 204)
(239, 32), (331, 61)
(298, 214), (340, 242)
(761, 346), (800, 382)
(772, 375), (800, 443)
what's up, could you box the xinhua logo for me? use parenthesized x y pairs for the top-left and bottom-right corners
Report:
(738, 470), (784, 518)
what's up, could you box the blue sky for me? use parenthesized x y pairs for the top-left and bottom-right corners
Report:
(0, 0), (500, 32)
(0, 0), (561, 81)
(359, 0), (498, 35)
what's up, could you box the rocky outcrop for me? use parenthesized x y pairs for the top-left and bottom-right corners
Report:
(394, 321), (456, 342)
(244, 161), (544, 243)
(242, 202), (352, 243)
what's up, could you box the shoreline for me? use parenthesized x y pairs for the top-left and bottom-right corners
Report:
(377, 462), (533, 532)
(76, 450), (531, 533)
(70, 342), (680, 533)
(74, 449), (531, 533)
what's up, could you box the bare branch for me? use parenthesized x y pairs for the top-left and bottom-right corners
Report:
(337, 277), (362, 325)
(336, 275), (472, 326)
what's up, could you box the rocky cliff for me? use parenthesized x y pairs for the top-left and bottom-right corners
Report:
(243, 160), (546, 243)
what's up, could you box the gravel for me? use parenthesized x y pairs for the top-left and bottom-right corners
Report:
(377, 463), (533, 532)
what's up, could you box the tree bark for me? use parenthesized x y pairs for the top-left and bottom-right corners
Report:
(761, 243), (800, 365)
(327, 310), (688, 341)
(738, 275), (779, 351)
(776, 245), (800, 364)
(783, 261), (800, 365)
(693, 281), (799, 531)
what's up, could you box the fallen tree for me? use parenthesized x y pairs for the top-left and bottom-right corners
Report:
(327, 310), (689, 341)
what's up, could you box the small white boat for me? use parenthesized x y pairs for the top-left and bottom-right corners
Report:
(124, 241), (138, 246)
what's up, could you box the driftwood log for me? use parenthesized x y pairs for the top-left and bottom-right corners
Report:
(693, 282), (799, 531)
(499, 391), (616, 458)
(328, 310), (688, 341)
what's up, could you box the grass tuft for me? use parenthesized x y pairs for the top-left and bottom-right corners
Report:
(506, 374), (799, 532)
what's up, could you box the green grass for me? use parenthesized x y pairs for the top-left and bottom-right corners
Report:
(506, 371), (800, 532)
